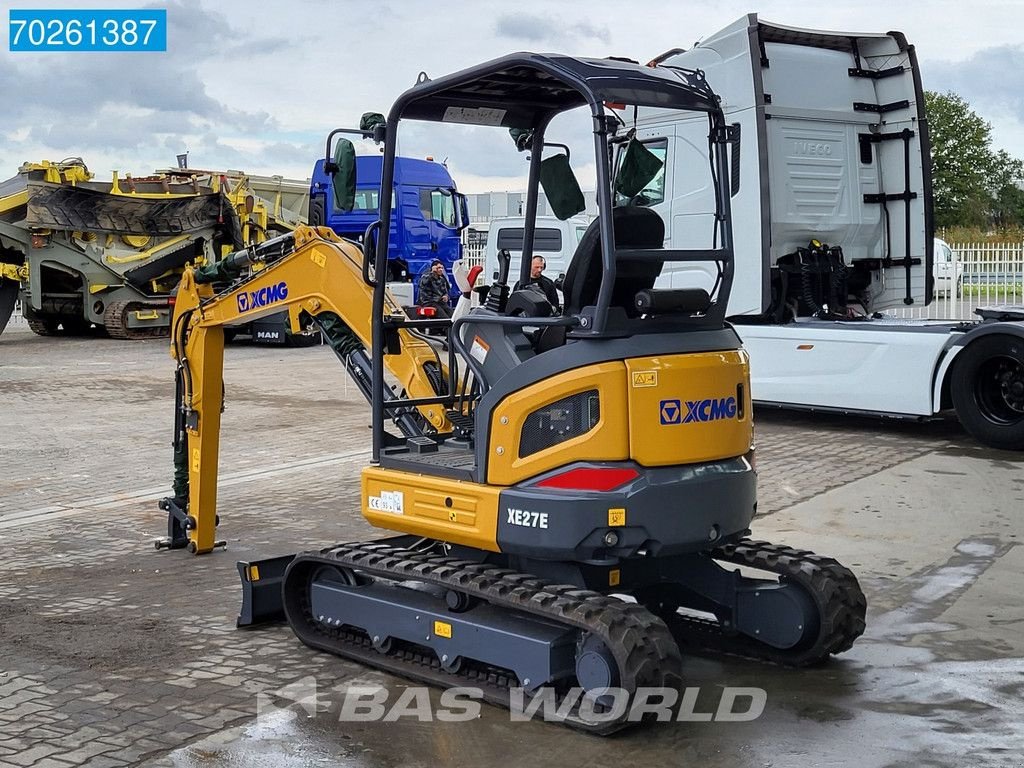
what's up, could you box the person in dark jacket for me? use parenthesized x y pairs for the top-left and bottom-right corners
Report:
(418, 259), (452, 316)
(513, 255), (560, 313)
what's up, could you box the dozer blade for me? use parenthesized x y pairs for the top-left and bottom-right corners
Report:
(236, 555), (295, 628)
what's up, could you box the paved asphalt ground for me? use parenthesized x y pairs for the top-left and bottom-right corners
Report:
(1, 325), (1021, 768)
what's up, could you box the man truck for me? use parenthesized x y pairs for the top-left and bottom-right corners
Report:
(308, 151), (468, 306)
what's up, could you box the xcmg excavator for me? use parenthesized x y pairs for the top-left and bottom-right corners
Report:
(159, 53), (866, 733)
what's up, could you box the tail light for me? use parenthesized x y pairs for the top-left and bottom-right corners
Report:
(536, 467), (639, 492)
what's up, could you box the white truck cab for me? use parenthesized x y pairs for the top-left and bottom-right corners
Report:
(622, 15), (1024, 449)
(483, 215), (590, 286)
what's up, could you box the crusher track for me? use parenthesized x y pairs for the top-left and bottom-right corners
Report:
(104, 299), (171, 340)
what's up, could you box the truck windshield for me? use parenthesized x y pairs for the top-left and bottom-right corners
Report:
(613, 138), (668, 207)
(354, 189), (379, 212)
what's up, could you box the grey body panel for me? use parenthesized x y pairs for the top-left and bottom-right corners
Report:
(497, 458), (756, 560)
(309, 577), (576, 688)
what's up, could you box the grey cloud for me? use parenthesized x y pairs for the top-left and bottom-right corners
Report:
(146, 0), (289, 59)
(28, 108), (212, 153)
(3, 0), (279, 142)
(395, 107), (595, 187)
(493, 13), (610, 45)
(926, 46), (1024, 121)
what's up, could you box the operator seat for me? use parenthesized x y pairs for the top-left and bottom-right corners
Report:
(562, 205), (666, 317)
(534, 206), (665, 352)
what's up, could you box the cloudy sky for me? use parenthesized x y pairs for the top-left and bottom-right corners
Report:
(2, 0), (1022, 192)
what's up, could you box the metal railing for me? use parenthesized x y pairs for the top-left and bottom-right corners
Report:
(889, 242), (1024, 321)
(462, 241), (486, 271)
(6, 301), (27, 330)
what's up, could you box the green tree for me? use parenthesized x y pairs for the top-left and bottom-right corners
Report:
(925, 91), (1024, 230)
(989, 149), (1024, 229)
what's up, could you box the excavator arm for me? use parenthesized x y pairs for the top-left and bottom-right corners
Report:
(160, 224), (453, 554)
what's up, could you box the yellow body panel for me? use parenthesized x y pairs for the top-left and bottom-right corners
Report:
(625, 351), (751, 466)
(485, 362), (629, 486)
(362, 466), (502, 552)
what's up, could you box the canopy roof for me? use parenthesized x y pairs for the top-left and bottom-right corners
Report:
(393, 53), (720, 129)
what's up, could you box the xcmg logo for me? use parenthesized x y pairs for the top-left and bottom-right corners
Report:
(237, 281), (289, 313)
(660, 397), (738, 425)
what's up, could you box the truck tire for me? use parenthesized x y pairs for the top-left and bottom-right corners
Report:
(951, 334), (1024, 450)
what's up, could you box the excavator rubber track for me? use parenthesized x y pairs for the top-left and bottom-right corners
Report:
(649, 539), (867, 667)
(282, 541), (684, 735)
(104, 300), (171, 340)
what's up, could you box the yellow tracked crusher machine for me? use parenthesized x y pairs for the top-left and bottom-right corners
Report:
(159, 53), (866, 733)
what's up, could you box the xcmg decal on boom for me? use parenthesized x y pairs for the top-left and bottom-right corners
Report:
(237, 281), (289, 313)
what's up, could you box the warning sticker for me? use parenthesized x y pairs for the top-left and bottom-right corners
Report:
(368, 490), (404, 515)
(470, 335), (490, 364)
(442, 106), (507, 125)
(434, 620), (453, 639)
(632, 371), (658, 388)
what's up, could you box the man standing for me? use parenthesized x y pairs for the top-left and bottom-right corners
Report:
(514, 255), (560, 313)
(418, 259), (452, 316)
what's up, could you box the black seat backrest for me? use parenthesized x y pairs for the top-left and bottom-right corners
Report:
(562, 206), (665, 318)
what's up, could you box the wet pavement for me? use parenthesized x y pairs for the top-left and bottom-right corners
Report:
(1, 326), (1022, 768)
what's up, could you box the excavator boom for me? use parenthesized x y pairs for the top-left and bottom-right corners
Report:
(162, 224), (453, 553)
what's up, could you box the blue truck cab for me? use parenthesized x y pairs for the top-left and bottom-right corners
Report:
(308, 155), (467, 303)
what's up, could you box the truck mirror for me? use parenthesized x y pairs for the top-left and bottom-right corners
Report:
(331, 138), (357, 212)
(539, 153), (585, 220)
(456, 193), (470, 232)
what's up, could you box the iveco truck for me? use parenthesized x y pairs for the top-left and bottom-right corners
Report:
(630, 15), (1024, 449)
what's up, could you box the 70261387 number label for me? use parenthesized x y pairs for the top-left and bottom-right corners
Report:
(8, 9), (167, 52)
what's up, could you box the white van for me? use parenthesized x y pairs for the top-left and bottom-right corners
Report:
(483, 216), (591, 286)
(933, 237), (963, 298)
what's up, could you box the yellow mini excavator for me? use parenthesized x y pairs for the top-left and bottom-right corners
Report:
(159, 53), (866, 734)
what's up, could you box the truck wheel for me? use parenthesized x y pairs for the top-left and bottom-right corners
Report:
(951, 335), (1024, 450)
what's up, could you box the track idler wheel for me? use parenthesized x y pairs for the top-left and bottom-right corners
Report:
(575, 633), (621, 709)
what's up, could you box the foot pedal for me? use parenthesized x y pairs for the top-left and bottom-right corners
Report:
(445, 410), (475, 439)
(406, 436), (439, 454)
